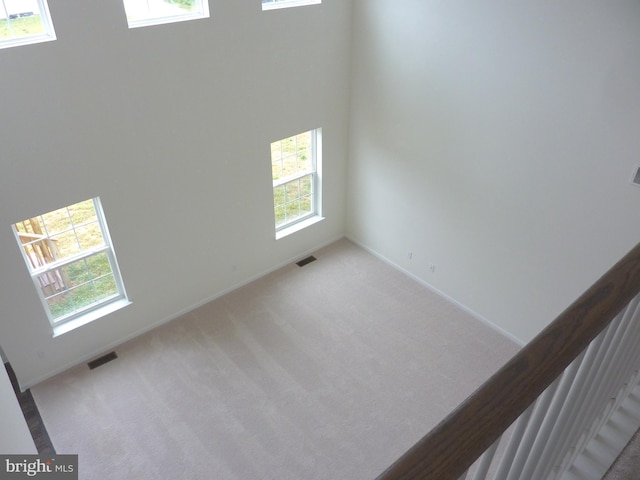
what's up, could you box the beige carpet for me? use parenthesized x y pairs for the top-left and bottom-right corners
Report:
(31, 238), (519, 480)
(603, 427), (640, 480)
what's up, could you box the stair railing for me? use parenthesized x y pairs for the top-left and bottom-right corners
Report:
(377, 241), (640, 480)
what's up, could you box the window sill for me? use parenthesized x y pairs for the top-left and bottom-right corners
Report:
(52, 298), (132, 338)
(0, 33), (56, 50)
(127, 12), (209, 29)
(262, 0), (321, 11)
(276, 215), (324, 240)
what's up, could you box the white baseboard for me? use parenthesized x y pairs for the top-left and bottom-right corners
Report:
(345, 236), (525, 347)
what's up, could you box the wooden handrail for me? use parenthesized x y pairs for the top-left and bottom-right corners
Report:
(377, 241), (640, 480)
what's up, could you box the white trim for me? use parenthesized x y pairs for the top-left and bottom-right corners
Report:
(52, 298), (132, 338)
(276, 215), (324, 239)
(124, 0), (209, 29)
(346, 236), (526, 347)
(262, 0), (321, 11)
(29, 245), (109, 276)
(273, 171), (313, 189)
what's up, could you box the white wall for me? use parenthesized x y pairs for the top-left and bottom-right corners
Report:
(0, 0), (352, 388)
(0, 367), (37, 454)
(347, 0), (640, 343)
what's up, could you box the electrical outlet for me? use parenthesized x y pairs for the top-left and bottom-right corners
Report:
(429, 264), (436, 273)
(408, 252), (413, 260)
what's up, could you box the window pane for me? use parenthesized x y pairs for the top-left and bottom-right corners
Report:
(42, 255), (118, 320)
(272, 162), (284, 182)
(14, 217), (41, 235)
(75, 222), (105, 250)
(270, 141), (282, 161)
(282, 154), (297, 178)
(298, 151), (312, 174)
(94, 275), (118, 300)
(64, 259), (91, 287)
(300, 195), (312, 215)
(22, 239), (57, 267)
(281, 137), (296, 156)
(285, 201), (300, 221)
(62, 253), (113, 287)
(68, 199), (98, 225)
(296, 132), (311, 151)
(49, 230), (82, 259)
(285, 179), (300, 200)
(41, 207), (72, 235)
(23, 200), (105, 260)
(86, 252), (113, 277)
(300, 174), (312, 195)
(1, 16), (43, 39)
(273, 185), (285, 207)
(0, 0), (45, 40)
(47, 291), (74, 320)
(70, 283), (98, 311)
(274, 205), (286, 226)
(37, 269), (66, 298)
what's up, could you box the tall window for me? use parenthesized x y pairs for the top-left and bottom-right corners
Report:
(12, 198), (129, 333)
(262, 0), (321, 11)
(271, 129), (322, 236)
(0, 0), (55, 49)
(122, 0), (209, 29)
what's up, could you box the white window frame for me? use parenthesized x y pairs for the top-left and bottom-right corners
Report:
(12, 198), (130, 336)
(271, 128), (323, 239)
(123, 0), (209, 29)
(262, 0), (321, 11)
(0, 0), (56, 50)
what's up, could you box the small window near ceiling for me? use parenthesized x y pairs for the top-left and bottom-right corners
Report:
(0, 0), (56, 50)
(12, 198), (130, 336)
(122, 0), (209, 29)
(262, 0), (321, 11)
(271, 128), (323, 238)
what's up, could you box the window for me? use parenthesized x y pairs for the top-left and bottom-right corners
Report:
(0, 0), (55, 50)
(12, 198), (129, 335)
(271, 129), (322, 237)
(122, 0), (209, 29)
(262, 0), (321, 11)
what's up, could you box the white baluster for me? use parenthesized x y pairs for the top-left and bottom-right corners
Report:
(491, 404), (534, 480)
(519, 351), (584, 480)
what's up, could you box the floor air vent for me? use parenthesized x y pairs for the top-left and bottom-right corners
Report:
(296, 256), (317, 267)
(88, 351), (118, 370)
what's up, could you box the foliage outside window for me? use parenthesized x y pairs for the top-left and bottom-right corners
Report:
(122, 0), (209, 28)
(12, 198), (128, 332)
(0, 0), (55, 50)
(262, 0), (321, 10)
(271, 129), (322, 235)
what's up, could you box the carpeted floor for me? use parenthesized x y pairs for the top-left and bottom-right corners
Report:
(603, 427), (640, 480)
(31, 238), (519, 480)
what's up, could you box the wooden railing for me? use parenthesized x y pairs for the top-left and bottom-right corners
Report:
(377, 241), (640, 480)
